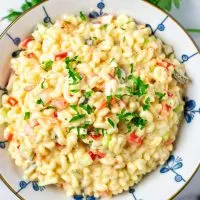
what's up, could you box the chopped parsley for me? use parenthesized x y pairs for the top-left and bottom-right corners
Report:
(117, 109), (147, 129)
(79, 104), (94, 114)
(102, 24), (108, 30)
(115, 67), (123, 79)
(36, 98), (44, 106)
(130, 63), (134, 73)
(41, 80), (45, 89)
(24, 112), (30, 120)
(110, 58), (115, 63)
(70, 105), (79, 113)
(126, 123), (132, 133)
(127, 75), (149, 96)
(107, 118), (115, 128)
(41, 60), (53, 71)
(95, 128), (108, 136)
(70, 89), (79, 93)
(80, 11), (87, 21)
(65, 56), (82, 85)
(143, 97), (150, 111)
(132, 115), (147, 129)
(69, 114), (86, 122)
(84, 90), (93, 98)
(106, 95), (112, 109)
(93, 36), (97, 40)
(155, 92), (166, 101)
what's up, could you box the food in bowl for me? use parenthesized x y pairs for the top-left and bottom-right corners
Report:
(0, 13), (186, 197)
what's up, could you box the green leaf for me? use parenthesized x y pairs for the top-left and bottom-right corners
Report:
(155, 92), (166, 101)
(41, 60), (53, 71)
(69, 114), (86, 122)
(41, 80), (45, 89)
(107, 118), (115, 128)
(2, 10), (22, 21)
(173, 0), (180, 8)
(70, 89), (79, 93)
(127, 75), (149, 96)
(130, 63), (134, 73)
(24, 112), (30, 120)
(102, 24), (108, 30)
(21, 1), (32, 11)
(80, 11), (87, 21)
(84, 90), (93, 98)
(70, 105), (79, 113)
(115, 67), (122, 79)
(132, 115), (147, 129)
(106, 95), (112, 109)
(79, 104), (94, 114)
(36, 98), (44, 106)
(143, 97), (150, 111)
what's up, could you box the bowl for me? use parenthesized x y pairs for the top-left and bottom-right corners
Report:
(0, 0), (199, 200)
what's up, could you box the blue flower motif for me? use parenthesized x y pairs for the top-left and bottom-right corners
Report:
(17, 181), (45, 194)
(184, 97), (200, 123)
(89, 0), (105, 18)
(74, 195), (97, 200)
(180, 52), (198, 63)
(0, 141), (6, 149)
(129, 187), (141, 200)
(42, 6), (53, 24)
(88, 11), (100, 19)
(74, 195), (84, 200)
(158, 23), (165, 31)
(160, 155), (185, 182)
(6, 33), (21, 46)
(97, 2), (105, 9)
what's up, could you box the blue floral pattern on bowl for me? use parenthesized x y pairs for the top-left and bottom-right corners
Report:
(17, 180), (45, 194)
(184, 97), (200, 123)
(160, 155), (185, 182)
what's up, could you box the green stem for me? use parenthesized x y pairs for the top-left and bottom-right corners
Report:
(187, 29), (200, 33)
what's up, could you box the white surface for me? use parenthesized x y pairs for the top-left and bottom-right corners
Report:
(0, 0), (199, 199)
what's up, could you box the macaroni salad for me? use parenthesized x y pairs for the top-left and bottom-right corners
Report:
(0, 13), (185, 197)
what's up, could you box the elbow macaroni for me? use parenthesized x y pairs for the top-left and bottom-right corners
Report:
(0, 13), (185, 198)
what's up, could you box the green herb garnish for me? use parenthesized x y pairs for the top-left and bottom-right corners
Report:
(143, 97), (150, 111)
(41, 60), (53, 71)
(102, 24), (108, 30)
(115, 67), (123, 79)
(80, 11), (87, 21)
(24, 112), (30, 120)
(110, 58), (115, 63)
(36, 98), (44, 106)
(70, 89), (79, 93)
(41, 80), (45, 89)
(155, 92), (166, 101)
(127, 75), (149, 96)
(106, 96), (112, 109)
(69, 114), (86, 122)
(130, 63), (134, 73)
(70, 105), (79, 113)
(84, 90), (93, 98)
(79, 104), (94, 114)
(107, 118), (115, 128)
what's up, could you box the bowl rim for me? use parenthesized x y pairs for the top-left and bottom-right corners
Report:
(0, 0), (199, 200)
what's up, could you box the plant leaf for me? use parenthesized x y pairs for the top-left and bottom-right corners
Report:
(173, 0), (181, 8)
(2, 10), (22, 21)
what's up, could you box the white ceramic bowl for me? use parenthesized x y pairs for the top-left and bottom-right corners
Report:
(0, 0), (199, 200)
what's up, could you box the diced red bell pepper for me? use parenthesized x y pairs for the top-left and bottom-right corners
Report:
(55, 52), (68, 61)
(88, 151), (97, 161)
(27, 52), (36, 59)
(89, 134), (101, 140)
(53, 111), (58, 118)
(167, 92), (174, 98)
(96, 151), (105, 159)
(7, 97), (18, 106)
(8, 133), (13, 141)
(128, 133), (142, 145)
(21, 36), (34, 48)
(165, 104), (172, 112)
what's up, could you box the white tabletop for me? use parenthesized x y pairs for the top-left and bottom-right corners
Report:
(0, 0), (199, 199)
